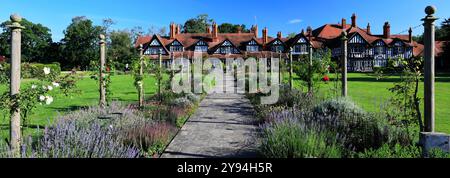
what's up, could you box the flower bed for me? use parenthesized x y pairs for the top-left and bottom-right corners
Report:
(247, 84), (449, 158)
(0, 91), (204, 158)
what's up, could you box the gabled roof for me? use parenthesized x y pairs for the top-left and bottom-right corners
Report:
(209, 38), (242, 54)
(144, 35), (170, 54)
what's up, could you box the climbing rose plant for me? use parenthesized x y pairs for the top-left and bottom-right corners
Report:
(0, 67), (78, 126)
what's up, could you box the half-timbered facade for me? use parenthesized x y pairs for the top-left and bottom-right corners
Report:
(135, 14), (425, 72)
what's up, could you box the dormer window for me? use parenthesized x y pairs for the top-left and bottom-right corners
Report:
(271, 39), (284, 53)
(145, 38), (166, 55)
(292, 37), (308, 54)
(214, 40), (240, 54)
(194, 40), (208, 52)
(246, 40), (259, 52)
(169, 40), (184, 52)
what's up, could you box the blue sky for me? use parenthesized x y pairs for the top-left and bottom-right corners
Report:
(1, 0), (449, 41)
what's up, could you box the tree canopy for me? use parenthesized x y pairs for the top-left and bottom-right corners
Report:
(183, 14), (213, 33)
(218, 23), (249, 33)
(108, 30), (136, 70)
(61, 16), (104, 70)
(0, 18), (53, 63)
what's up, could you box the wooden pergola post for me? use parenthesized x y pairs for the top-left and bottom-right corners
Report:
(159, 49), (163, 102)
(422, 6), (438, 132)
(99, 34), (107, 108)
(341, 31), (348, 97)
(279, 52), (282, 85)
(289, 47), (293, 90)
(8, 14), (24, 157)
(308, 38), (313, 93)
(138, 44), (144, 107)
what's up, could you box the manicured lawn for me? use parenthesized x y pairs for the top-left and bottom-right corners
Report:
(286, 72), (450, 133)
(0, 73), (160, 140)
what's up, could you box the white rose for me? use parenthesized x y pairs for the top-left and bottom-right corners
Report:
(47, 86), (53, 91)
(43, 67), (51, 75)
(45, 96), (53, 105)
(31, 85), (37, 89)
(52, 82), (60, 87)
(39, 95), (45, 101)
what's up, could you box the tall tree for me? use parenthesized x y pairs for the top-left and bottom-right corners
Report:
(183, 14), (213, 33)
(61, 16), (103, 70)
(108, 30), (136, 70)
(218, 23), (249, 33)
(0, 18), (52, 62)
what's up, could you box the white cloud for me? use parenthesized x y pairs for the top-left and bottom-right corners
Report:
(288, 19), (303, 24)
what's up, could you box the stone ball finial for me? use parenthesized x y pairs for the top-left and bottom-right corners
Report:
(99, 34), (105, 40)
(10, 14), (22, 23)
(425, 6), (436, 15)
(139, 44), (143, 49)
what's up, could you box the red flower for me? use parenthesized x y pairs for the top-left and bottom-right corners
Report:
(106, 67), (110, 72)
(322, 75), (330, 82)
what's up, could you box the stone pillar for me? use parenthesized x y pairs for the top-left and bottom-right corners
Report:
(423, 6), (438, 132)
(341, 31), (348, 97)
(138, 44), (144, 107)
(99, 34), (107, 108)
(289, 47), (293, 90)
(7, 14), (24, 156)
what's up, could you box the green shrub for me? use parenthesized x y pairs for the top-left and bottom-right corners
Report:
(357, 144), (422, 158)
(260, 117), (342, 158)
(312, 98), (414, 152)
(428, 148), (450, 158)
(0, 62), (61, 79)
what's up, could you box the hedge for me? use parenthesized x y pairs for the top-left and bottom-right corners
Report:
(0, 62), (61, 79)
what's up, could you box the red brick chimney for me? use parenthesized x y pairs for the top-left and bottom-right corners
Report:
(277, 31), (282, 39)
(262, 27), (268, 45)
(408, 27), (413, 43)
(351, 13), (357, 27)
(341, 18), (347, 29)
(383, 22), (391, 38)
(366, 23), (371, 35)
(206, 25), (211, 34)
(251, 25), (258, 38)
(306, 26), (312, 36)
(212, 22), (218, 42)
(170, 22), (175, 39)
(177, 24), (181, 35)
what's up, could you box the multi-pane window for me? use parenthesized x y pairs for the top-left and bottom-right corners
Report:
(246, 40), (259, 52)
(214, 40), (240, 54)
(194, 40), (208, 52)
(195, 46), (208, 52)
(350, 45), (365, 53)
(393, 41), (404, 56)
(169, 40), (184, 52)
(145, 39), (166, 55)
(271, 40), (284, 53)
(293, 44), (308, 54)
(170, 46), (183, 52)
(375, 46), (385, 54)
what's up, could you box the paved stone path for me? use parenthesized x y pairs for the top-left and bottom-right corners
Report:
(161, 71), (259, 158)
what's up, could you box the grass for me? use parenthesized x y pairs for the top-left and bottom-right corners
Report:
(284, 72), (450, 133)
(0, 73), (161, 140)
